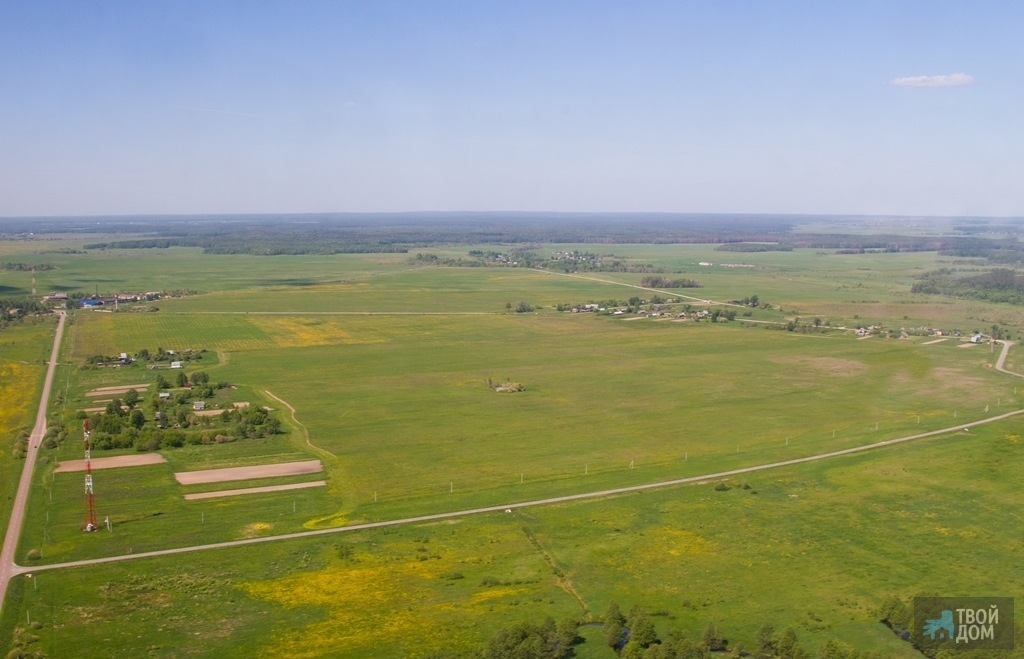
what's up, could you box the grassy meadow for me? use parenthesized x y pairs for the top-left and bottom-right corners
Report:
(0, 317), (55, 546)
(5, 241), (1024, 657)
(6, 418), (1024, 658)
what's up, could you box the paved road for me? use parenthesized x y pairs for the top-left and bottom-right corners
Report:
(0, 311), (65, 615)
(12, 403), (1024, 578)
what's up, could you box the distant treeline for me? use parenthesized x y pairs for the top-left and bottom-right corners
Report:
(912, 268), (1024, 304)
(715, 243), (793, 252)
(6, 213), (1024, 261)
(0, 262), (55, 271)
(639, 276), (702, 288)
(84, 237), (408, 256)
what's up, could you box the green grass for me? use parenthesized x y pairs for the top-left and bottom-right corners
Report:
(20, 301), (1017, 567)
(0, 317), (55, 553)
(6, 418), (1024, 657)
(6, 242), (1024, 657)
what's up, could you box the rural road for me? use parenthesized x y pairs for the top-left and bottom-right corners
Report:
(0, 311), (65, 615)
(10, 401), (1024, 579)
(995, 340), (1022, 378)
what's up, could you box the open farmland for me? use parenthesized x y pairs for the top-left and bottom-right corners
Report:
(20, 258), (1019, 564)
(0, 319), (54, 553)
(6, 240), (1024, 657)
(6, 418), (1024, 658)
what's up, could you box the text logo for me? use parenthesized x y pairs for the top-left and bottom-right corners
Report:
(914, 597), (1014, 650)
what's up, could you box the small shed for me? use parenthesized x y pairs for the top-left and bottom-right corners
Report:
(170, 361), (182, 369)
(193, 401), (206, 411)
(159, 392), (170, 399)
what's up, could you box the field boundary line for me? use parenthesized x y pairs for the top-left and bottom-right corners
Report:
(263, 390), (337, 459)
(13, 404), (1024, 577)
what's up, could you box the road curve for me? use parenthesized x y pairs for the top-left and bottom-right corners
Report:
(0, 311), (65, 614)
(14, 403), (1024, 577)
(995, 340), (1023, 378)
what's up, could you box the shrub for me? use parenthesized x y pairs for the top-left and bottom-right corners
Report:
(25, 549), (40, 561)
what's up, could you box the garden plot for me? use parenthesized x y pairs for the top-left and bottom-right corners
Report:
(183, 480), (327, 500)
(85, 383), (151, 397)
(54, 453), (167, 473)
(174, 459), (323, 485)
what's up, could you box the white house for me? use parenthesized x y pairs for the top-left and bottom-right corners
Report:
(193, 401), (205, 411)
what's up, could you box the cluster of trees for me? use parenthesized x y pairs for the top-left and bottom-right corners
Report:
(603, 601), (726, 658)
(505, 301), (534, 313)
(78, 374), (280, 453)
(639, 276), (703, 289)
(0, 262), (55, 271)
(912, 268), (1024, 305)
(1, 298), (47, 314)
(82, 347), (206, 369)
(0, 299), (49, 330)
(412, 253), (489, 267)
(485, 617), (580, 659)
(704, 309), (737, 323)
(760, 317), (827, 333)
(478, 602), (887, 659)
(417, 248), (668, 274)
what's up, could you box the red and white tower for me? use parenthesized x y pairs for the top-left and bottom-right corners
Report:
(82, 419), (97, 532)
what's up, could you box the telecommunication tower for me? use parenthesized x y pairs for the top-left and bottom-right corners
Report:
(82, 419), (97, 532)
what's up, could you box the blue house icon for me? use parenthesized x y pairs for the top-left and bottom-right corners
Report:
(923, 610), (955, 640)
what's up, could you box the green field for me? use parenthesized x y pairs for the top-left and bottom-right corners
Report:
(6, 419), (1024, 657)
(4, 242), (1024, 657)
(0, 318), (54, 548)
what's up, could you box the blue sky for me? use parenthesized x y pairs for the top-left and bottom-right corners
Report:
(1, 1), (1021, 216)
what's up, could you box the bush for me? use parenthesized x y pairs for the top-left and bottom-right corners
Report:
(25, 549), (40, 561)
(714, 482), (730, 491)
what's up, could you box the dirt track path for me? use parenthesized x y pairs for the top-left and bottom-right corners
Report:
(12, 403), (1024, 578)
(995, 341), (1023, 378)
(0, 312), (65, 615)
(263, 390), (337, 459)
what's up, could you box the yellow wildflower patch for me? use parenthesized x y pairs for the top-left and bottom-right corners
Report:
(242, 522), (273, 538)
(243, 556), (459, 657)
(0, 360), (36, 437)
(251, 317), (387, 348)
(647, 527), (716, 557)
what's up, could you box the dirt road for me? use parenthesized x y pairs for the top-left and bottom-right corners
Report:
(0, 312), (65, 615)
(995, 341), (1022, 378)
(11, 403), (1024, 579)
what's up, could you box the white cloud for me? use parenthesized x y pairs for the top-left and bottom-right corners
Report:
(890, 73), (975, 88)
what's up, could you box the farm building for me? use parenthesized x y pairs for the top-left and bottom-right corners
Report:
(170, 361), (182, 369)
(193, 401), (205, 411)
